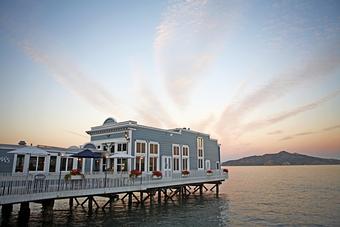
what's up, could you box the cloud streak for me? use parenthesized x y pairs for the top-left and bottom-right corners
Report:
(19, 42), (123, 117)
(155, 0), (240, 105)
(216, 49), (340, 138)
(323, 124), (340, 131)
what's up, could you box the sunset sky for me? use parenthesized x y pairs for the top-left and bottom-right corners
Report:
(0, 0), (339, 161)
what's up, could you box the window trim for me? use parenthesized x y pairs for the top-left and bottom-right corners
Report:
(197, 137), (204, 170)
(182, 145), (190, 171)
(172, 144), (181, 172)
(135, 140), (147, 171)
(149, 142), (160, 172)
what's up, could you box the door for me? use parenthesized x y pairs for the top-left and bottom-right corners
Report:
(162, 156), (172, 177)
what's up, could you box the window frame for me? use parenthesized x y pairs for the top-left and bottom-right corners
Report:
(172, 144), (181, 172)
(149, 142), (159, 172)
(197, 137), (204, 170)
(182, 145), (190, 171)
(135, 140), (147, 172)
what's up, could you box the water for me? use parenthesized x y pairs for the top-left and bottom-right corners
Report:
(1, 166), (340, 226)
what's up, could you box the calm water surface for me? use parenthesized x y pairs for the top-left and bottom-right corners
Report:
(1, 166), (340, 226)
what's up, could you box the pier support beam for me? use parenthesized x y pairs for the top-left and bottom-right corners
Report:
(128, 192), (132, 206)
(1, 204), (13, 217)
(18, 202), (30, 225)
(216, 183), (219, 196)
(42, 199), (54, 223)
(69, 198), (73, 210)
(158, 189), (162, 203)
(19, 202), (30, 216)
(199, 185), (203, 195)
(88, 196), (93, 212)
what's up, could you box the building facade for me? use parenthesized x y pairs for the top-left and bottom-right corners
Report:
(87, 118), (221, 174)
(0, 118), (221, 175)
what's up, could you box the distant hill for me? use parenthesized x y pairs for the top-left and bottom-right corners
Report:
(222, 151), (340, 166)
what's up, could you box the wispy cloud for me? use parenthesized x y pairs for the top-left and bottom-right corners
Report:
(64, 130), (88, 139)
(216, 50), (340, 138)
(19, 41), (123, 117)
(279, 131), (315, 141)
(267, 130), (283, 135)
(294, 131), (315, 136)
(131, 65), (175, 128)
(155, 0), (241, 105)
(280, 136), (293, 141)
(323, 124), (340, 131)
(244, 89), (340, 132)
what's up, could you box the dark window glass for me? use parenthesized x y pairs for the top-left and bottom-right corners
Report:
(29, 157), (37, 171)
(77, 158), (83, 171)
(37, 157), (45, 171)
(49, 156), (57, 172)
(61, 157), (67, 171)
(15, 155), (25, 172)
(67, 158), (73, 171)
(93, 159), (100, 171)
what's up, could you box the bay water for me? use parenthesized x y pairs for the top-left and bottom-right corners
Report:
(1, 165), (339, 226)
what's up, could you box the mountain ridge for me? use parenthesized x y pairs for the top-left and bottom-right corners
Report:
(222, 151), (340, 166)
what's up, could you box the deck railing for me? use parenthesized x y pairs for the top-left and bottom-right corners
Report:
(0, 170), (228, 199)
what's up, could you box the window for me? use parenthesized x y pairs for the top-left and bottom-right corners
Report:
(29, 157), (37, 171)
(198, 159), (203, 169)
(77, 158), (83, 171)
(117, 159), (128, 172)
(110, 145), (115, 153)
(197, 137), (204, 170)
(49, 156), (57, 172)
(135, 141), (146, 171)
(149, 143), (159, 172)
(172, 145), (180, 172)
(216, 161), (220, 170)
(136, 142), (146, 154)
(67, 158), (74, 170)
(61, 157), (73, 171)
(93, 158), (100, 172)
(29, 156), (45, 171)
(182, 146), (189, 171)
(15, 154), (25, 172)
(136, 156), (145, 171)
(117, 143), (127, 152)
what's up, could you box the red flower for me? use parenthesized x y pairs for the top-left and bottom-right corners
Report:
(130, 169), (142, 176)
(182, 170), (190, 175)
(207, 169), (213, 174)
(223, 169), (229, 173)
(152, 171), (162, 177)
(70, 169), (81, 175)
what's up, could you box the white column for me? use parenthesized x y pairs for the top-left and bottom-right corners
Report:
(12, 154), (17, 174)
(56, 155), (61, 173)
(44, 155), (50, 173)
(23, 154), (30, 174)
(82, 158), (85, 173)
(90, 158), (93, 173)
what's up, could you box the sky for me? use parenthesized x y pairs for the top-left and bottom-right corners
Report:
(0, 0), (339, 161)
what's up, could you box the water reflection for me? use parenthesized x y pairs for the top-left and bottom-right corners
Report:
(1, 191), (230, 226)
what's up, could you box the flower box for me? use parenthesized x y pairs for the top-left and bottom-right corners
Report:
(64, 169), (84, 181)
(71, 175), (83, 180)
(130, 170), (142, 178)
(152, 171), (162, 179)
(207, 169), (213, 176)
(181, 170), (190, 177)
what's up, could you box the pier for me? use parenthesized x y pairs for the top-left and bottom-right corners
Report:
(0, 170), (228, 219)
